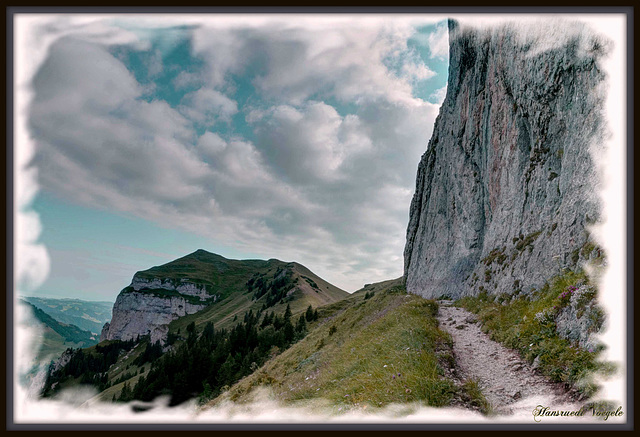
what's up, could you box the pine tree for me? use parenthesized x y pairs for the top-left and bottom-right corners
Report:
(203, 322), (214, 341)
(305, 305), (314, 322)
(284, 304), (292, 323)
(296, 314), (306, 333)
(119, 381), (132, 402)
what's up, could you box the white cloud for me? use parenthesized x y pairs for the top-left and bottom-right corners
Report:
(192, 20), (423, 106)
(248, 101), (373, 184)
(402, 62), (436, 81)
(172, 70), (202, 90)
(29, 37), (214, 213)
(179, 87), (238, 125)
(430, 84), (448, 104)
(26, 19), (445, 295)
(428, 21), (449, 59)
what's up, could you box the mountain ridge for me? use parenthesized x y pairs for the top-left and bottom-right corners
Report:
(100, 249), (348, 344)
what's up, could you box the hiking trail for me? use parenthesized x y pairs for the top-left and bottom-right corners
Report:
(437, 300), (580, 416)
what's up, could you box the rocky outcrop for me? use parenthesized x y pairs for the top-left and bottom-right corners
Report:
(404, 19), (607, 299)
(130, 276), (212, 301)
(100, 290), (207, 344)
(51, 348), (74, 374)
(553, 284), (604, 350)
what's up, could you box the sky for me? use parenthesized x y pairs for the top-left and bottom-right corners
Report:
(17, 15), (451, 301)
(13, 12), (628, 424)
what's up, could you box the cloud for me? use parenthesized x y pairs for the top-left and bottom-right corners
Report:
(402, 62), (436, 81)
(27, 17), (443, 296)
(248, 101), (371, 185)
(428, 21), (449, 59)
(178, 87), (238, 125)
(172, 70), (202, 90)
(192, 20), (423, 106)
(29, 37), (214, 213)
(430, 84), (448, 104)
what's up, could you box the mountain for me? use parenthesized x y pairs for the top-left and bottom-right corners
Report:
(23, 296), (113, 334)
(100, 249), (349, 344)
(20, 300), (98, 362)
(404, 19), (606, 299)
(42, 250), (349, 404)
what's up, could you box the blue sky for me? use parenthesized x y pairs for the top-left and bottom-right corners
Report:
(21, 15), (450, 301)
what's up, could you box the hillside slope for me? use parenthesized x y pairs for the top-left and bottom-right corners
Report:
(205, 282), (486, 413)
(20, 300), (98, 362)
(404, 19), (607, 299)
(100, 249), (349, 344)
(43, 251), (350, 404)
(23, 296), (112, 334)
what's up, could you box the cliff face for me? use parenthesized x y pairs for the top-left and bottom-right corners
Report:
(404, 19), (607, 299)
(99, 250), (350, 345)
(100, 290), (208, 344)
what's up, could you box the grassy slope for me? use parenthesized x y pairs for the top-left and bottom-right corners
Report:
(207, 284), (463, 412)
(33, 327), (87, 364)
(351, 276), (404, 295)
(20, 300), (98, 364)
(455, 268), (612, 399)
(168, 259), (349, 335)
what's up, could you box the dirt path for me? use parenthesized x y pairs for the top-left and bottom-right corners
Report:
(437, 300), (579, 416)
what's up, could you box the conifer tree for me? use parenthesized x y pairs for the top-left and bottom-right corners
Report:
(305, 305), (314, 322)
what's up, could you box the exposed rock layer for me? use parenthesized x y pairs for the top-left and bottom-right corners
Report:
(100, 250), (349, 345)
(100, 291), (207, 344)
(404, 19), (607, 299)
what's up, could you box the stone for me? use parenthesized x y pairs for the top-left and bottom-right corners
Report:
(404, 19), (607, 299)
(532, 356), (541, 369)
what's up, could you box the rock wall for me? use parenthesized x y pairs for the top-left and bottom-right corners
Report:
(404, 19), (607, 299)
(100, 291), (206, 344)
(130, 275), (212, 301)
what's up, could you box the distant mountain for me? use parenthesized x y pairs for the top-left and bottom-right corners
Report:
(101, 249), (349, 344)
(20, 300), (98, 362)
(23, 296), (113, 334)
(42, 249), (350, 404)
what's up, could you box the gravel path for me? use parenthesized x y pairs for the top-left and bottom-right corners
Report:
(437, 300), (579, 416)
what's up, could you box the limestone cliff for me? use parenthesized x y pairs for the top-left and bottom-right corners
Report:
(100, 291), (208, 344)
(100, 250), (225, 344)
(404, 19), (607, 299)
(99, 249), (349, 344)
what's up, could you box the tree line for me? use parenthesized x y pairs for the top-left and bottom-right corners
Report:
(119, 303), (318, 405)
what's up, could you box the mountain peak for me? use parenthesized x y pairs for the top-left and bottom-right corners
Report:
(101, 251), (348, 344)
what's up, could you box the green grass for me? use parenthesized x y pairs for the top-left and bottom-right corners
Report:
(168, 291), (257, 334)
(459, 379), (492, 415)
(209, 285), (461, 413)
(455, 269), (611, 398)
